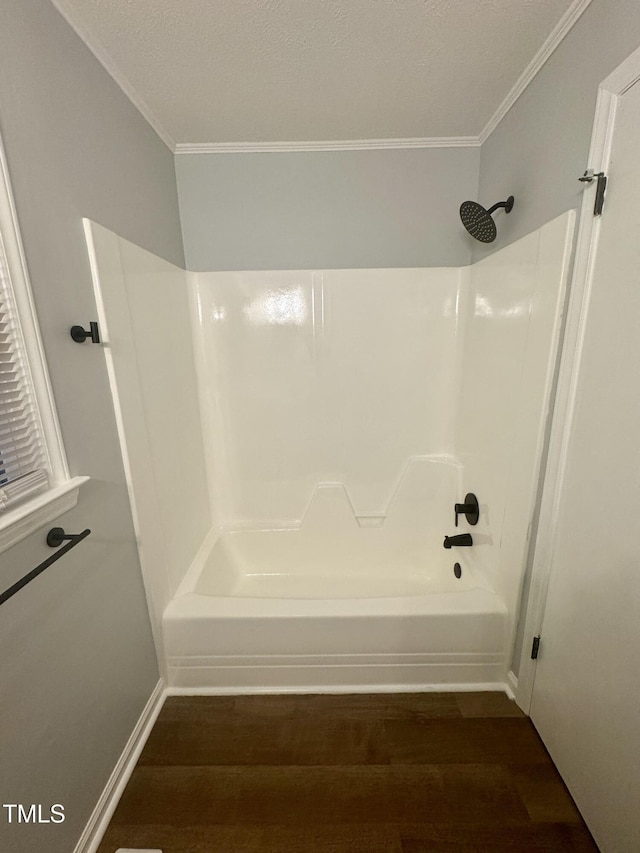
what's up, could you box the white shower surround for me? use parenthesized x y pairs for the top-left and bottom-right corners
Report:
(190, 265), (462, 526)
(84, 211), (574, 691)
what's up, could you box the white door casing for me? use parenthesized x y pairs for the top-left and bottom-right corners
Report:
(516, 46), (640, 853)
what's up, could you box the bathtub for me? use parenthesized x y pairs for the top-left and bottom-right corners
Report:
(163, 481), (508, 690)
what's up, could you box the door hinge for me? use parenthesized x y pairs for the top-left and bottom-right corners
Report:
(531, 635), (541, 660)
(578, 169), (608, 215)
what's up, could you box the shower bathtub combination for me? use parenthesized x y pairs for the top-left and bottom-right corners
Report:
(85, 210), (574, 692)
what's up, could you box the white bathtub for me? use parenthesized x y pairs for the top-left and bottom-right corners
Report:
(163, 508), (508, 690)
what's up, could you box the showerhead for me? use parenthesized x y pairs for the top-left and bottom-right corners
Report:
(459, 195), (514, 243)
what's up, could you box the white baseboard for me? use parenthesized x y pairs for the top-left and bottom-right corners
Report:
(506, 669), (518, 700)
(167, 652), (507, 693)
(73, 679), (166, 853)
(166, 681), (512, 696)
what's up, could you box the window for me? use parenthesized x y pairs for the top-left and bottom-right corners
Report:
(0, 245), (49, 509)
(0, 132), (87, 553)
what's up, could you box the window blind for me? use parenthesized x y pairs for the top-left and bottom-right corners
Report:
(0, 241), (48, 510)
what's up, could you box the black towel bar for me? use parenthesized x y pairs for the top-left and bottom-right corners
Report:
(0, 527), (91, 607)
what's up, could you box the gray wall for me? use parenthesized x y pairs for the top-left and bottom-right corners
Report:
(475, 0), (640, 263)
(476, 0), (640, 672)
(0, 1), (183, 851)
(176, 147), (480, 270)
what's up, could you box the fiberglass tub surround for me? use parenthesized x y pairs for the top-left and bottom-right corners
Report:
(191, 265), (463, 527)
(85, 211), (574, 690)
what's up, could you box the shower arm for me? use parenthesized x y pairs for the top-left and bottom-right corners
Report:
(486, 200), (510, 216)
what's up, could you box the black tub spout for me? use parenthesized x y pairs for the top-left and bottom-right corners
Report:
(443, 533), (473, 549)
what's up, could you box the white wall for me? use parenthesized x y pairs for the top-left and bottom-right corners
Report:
(0, 1), (184, 851)
(456, 212), (574, 659)
(182, 214), (573, 662)
(191, 267), (463, 527)
(176, 147), (480, 271)
(85, 221), (211, 647)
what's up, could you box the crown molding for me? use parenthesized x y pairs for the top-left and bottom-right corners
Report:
(479, 0), (593, 143)
(50, 0), (592, 155)
(49, 0), (176, 152)
(173, 0), (593, 156)
(175, 137), (480, 154)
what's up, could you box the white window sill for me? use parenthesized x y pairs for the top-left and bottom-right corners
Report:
(0, 476), (90, 555)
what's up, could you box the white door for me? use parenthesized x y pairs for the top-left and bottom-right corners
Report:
(529, 77), (640, 851)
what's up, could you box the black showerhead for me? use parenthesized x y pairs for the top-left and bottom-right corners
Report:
(459, 196), (514, 243)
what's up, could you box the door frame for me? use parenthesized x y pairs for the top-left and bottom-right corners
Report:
(515, 44), (640, 713)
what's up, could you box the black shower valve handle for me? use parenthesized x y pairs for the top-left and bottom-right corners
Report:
(454, 493), (480, 527)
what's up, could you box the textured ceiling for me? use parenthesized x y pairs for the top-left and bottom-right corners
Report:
(51, 0), (580, 145)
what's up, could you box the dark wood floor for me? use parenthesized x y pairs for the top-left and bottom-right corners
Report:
(98, 692), (599, 852)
